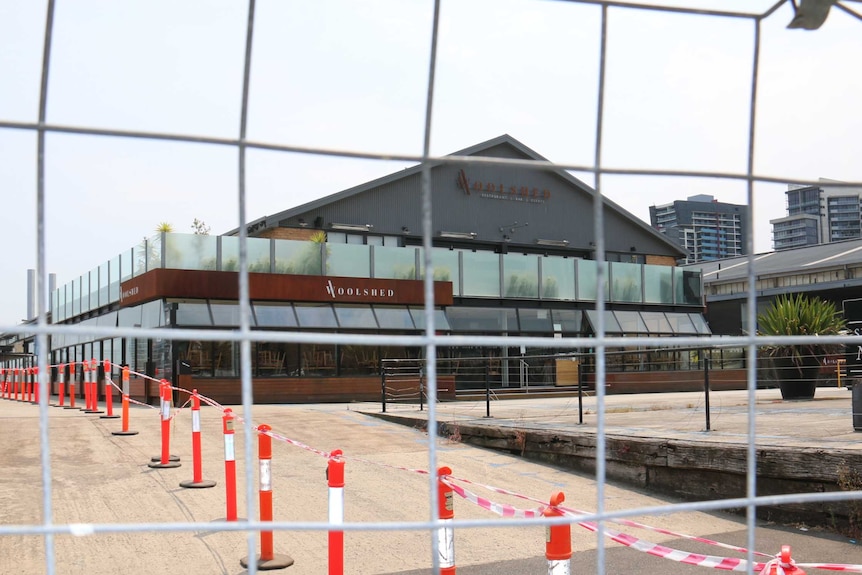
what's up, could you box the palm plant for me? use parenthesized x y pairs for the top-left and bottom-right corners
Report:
(757, 293), (846, 399)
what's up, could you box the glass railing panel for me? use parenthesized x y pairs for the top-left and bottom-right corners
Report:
(503, 253), (539, 298)
(274, 239), (325, 275)
(540, 256), (575, 300)
(644, 265), (674, 304)
(611, 261), (643, 303)
(109, 255), (120, 303)
(327, 243), (370, 278)
(577, 259), (609, 301)
(462, 251), (500, 298)
(675, 268), (703, 305)
(121, 248), (133, 282)
(221, 235), (271, 272)
(63, 284), (70, 320)
(88, 268), (99, 312)
(146, 234), (163, 272)
(373, 245), (417, 280)
(72, 276), (81, 317)
(421, 247), (459, 296)
(164, 233), (218, 270)
(79, 272), (90, 313)
(98, 262), (109, 307)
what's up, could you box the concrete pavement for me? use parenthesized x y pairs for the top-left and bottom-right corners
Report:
(1, 388), (862, 574)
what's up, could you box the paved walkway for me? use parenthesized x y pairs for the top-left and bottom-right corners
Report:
(2, 388), (862, 574)
(370, 386), (862, 450)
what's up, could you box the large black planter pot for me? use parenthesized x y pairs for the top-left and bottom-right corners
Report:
(774, 357), (820, 400)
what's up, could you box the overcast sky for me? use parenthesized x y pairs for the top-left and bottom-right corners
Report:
(1, 0), (861, 327)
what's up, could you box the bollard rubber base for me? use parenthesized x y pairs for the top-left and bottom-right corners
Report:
(83, 409), (104, 414)
(99, 414), (121, 419)
(63, 406), (79, 410)
(151, 454), (180, 462)
(240, 554), (294, 571)
(147, 460), (182, 469)
(179, 479), (217, 489)
(111, 430), (139, 436)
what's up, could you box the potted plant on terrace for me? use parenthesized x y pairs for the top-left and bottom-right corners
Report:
(757, 293), (846, 400)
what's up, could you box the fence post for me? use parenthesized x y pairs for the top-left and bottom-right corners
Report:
(328, 449), (345, 575)
(148, 380), (181, 468)
(419, 367), (424, 412)
(112, 366), (139, 436)
(436, 466), (455, 575)
(240, 424), (294, 571)
(485, 363), (491, 418)
(577, 357), (584, 425)
(544, 492), (572, 575)
(180, 389), (216, 489)
(704, 355), (711, 432)
(222, 408), (238, 521)
(381, 363), (387, 413)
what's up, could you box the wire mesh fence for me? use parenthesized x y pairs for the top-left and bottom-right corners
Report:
(3, 0), (862, 574)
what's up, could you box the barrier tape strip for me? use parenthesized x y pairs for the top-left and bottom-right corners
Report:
(24, 361), (862, 572)
(444, 480), (545, 519)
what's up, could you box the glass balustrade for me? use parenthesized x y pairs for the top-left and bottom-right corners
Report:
(51, 232), (703, 321)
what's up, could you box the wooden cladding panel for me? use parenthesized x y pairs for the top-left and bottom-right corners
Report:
(120, 269), (453, 307)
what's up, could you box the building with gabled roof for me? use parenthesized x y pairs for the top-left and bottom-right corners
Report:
(6, 135), (710, 404)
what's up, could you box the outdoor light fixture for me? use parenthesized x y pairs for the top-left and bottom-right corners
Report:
(401, 226), (410, 234)
(330, 223), (373, 232)
(439, 231), (477, 240)
(297, 218), (309, 227)
(536, 238), (569, 247)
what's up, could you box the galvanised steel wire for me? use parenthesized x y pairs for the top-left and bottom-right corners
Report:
(5, 1), (862, 574)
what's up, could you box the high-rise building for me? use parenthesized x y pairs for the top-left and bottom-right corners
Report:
(771, 179), (862, 251)
(649, 194), (749, 264)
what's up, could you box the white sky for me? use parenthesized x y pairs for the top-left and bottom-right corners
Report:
(1, 0), (861, 327)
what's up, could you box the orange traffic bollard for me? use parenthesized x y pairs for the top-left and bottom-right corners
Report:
(437, 466), (456, 575)
(64, 363), (77, 409)
(56, 363), (66, 407)
(99, 360), (119, 419)
(26, 367), (33, 403)
(328, 449), (345, 575)
(111, 366), (139, 436)
(180, 390), (216, 489)
(222, 408), (238, 521)
(84, 359), (103, 414)
(762, 546), (806, 575)
(240, 424), (294, 571)
(34, 367), (39, 404)
(147, 380), (180, 469)
(544, 492), (571, 575)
